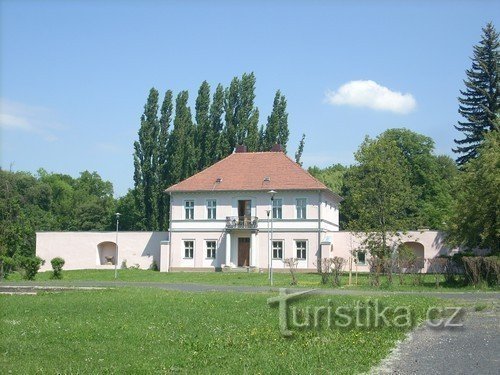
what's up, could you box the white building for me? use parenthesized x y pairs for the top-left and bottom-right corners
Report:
(37, 148), (456, 272)
(163, 147), (341, 271)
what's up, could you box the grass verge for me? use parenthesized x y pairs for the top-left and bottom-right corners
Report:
(0, 288), (442, 374)
(5, 269), (498, 292)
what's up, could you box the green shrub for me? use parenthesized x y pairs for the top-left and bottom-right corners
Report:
(0, 255), (16, 279)
(149, 260), (159, 271)
(18, 256), (45, 280)
(50, 257), (65, 279)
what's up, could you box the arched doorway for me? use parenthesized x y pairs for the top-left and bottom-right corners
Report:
(97, 241), (117, 265)
(401, 241), (425, 270)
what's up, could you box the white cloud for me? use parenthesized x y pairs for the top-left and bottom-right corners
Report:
(325, 80), (416, 114)
(0, 98), (64, 141)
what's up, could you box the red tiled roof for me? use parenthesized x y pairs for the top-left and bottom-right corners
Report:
(166, 151), (336, 196)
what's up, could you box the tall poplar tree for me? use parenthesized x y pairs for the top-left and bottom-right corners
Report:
(156, 90), (173, 230)
(195, 81), (212, 170)
(453, 22), (500, 165)
(263, 90), (289, 151)
(295, 133), (306, 166)
(133, 88), (159, 229)
(223, 77), (240, 154)
(238, 73), (260, 151)
(168, 91), (196, 184)
(210, 84), (225, 162)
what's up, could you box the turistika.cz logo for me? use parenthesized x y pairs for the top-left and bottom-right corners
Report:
(267, 289), (465, 337)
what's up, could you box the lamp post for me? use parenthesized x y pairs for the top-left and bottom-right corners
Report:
(268, 190), (276, 286)
(266, 209), (271, 280)
(114, 212), (121, 280)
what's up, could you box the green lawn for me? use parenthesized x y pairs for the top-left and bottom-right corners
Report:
(5, 269), (497, 292)
(0, 288), (441, 374)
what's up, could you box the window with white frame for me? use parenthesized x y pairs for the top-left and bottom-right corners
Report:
(185, 200), (194, 220)
(184, 241), (194, 258)
(207, 200), (216, 219)
(296, 240), (307, 260)
(272, 240), (283, 259)
(356, 251), (366, 265)
(296, 198), (306, 219)
(272, 198), (282, 219)
(206, 240), (216, 259)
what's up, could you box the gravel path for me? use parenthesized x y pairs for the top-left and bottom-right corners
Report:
(373, 307), (500, 375)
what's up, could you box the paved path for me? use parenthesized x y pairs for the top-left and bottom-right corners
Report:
(1, 280), (499, 301)
(374, 307), (499, 375)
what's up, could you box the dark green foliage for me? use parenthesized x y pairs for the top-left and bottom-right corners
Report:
(50, 257), (65, 279)
(221, 73), (261, 152)
(343, 136), (416, 268)
(210, 84), (226, 162)
(196, 81), (212, 170)
(168, 91), (197, 183)
(454, 22), (500, 165)
(157, 90), (173, 231)
(17, 255), (44, 280)
(377, 128), (457, 229)
(133, 88), (160, 229)
(0, 255), (15, 279)
(295, 133), (306, 166)
(0, 169), (116, 258)
(447, 130), (500, 254)
(308, 164), (347, 196)
(263, 90), (289, 151)
(149, 259), (159, 271)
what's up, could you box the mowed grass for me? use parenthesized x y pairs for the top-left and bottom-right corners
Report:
(0, 288), (440, 374)
(6, 268), (496, 291)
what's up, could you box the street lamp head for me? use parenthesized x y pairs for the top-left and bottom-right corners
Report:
(115, 212), (121, 219)
(268, 190), (277, 200)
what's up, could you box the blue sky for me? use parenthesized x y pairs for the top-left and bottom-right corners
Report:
(1, 1), (499, 196)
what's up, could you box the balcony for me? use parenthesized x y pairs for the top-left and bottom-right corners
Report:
(226, 216), (258, 230)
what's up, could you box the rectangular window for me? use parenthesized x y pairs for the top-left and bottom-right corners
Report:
(272, 240), (283, 259)
(185, 200), (194, 220)
(296, 198), (306, 219)
(356, 251), (366, 265)
(296, 241), (307, 260)
(184, 241), (194, 259)
(207, 200), (217, 219)
(206, 241), (216, 259)
(272, 198), (282, 219)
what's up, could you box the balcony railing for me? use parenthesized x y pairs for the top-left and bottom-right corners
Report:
(226, 216), (258, 230)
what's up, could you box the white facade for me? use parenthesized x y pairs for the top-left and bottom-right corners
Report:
(165, 189), (341, 271)
(36, 231), (168, 272)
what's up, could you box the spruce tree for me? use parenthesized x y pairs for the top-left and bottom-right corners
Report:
(133, 88), (159, 229)
(156, 90), (173, 230)
(195, 81), (212, 170)
(453, 22), (499, 165)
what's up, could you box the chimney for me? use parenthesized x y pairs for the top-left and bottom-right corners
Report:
(271, 144), (284, 152)
(235, 145), (247, 153)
